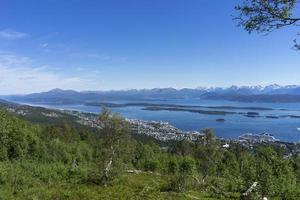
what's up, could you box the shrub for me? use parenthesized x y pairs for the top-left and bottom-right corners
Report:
(179, 157), (196, 175)
(143, 160), (159, 172)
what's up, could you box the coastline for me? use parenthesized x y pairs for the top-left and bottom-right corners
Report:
(2, 100), (300, 143)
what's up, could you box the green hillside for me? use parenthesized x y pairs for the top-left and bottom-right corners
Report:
(0, 109), (300, 199)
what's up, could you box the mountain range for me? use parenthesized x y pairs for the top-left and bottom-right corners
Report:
(3, 84), (300, 104)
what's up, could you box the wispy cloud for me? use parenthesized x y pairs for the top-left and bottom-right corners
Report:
(0, 53), (101, 94)
(0, 29), (29, 40)
(68, 52), (129, 62)
(40, 43), (49, 48)
(69, 52), (112, 60)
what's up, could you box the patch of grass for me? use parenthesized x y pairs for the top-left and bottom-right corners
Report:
(0, 161), (223, 200)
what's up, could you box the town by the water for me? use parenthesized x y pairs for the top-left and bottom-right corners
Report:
(4, 104), (300, 157)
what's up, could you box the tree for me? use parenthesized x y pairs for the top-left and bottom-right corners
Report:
(170, 139), (193, 157)
(254, 147), (297, 198)
(167, 159), (178, 174)
(165, 157), (197, 193)
(97, 107), (133, 186)
(194, 129), (220, 177)
(0, 110), (41, 160)
(179, 157), (196, 175)
(235, 0), (300, 50)
(202, 128), (217, 147)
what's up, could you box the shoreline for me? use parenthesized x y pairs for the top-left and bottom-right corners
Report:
(2, 100), (300, 143)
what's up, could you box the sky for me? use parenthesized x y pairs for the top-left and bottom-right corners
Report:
(0, 0), (300, 94)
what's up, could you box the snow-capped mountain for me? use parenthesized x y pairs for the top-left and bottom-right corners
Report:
(197, 84), (300, 95)
(3, 84), (300, 104)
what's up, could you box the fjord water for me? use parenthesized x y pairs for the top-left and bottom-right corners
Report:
(27, 99), (300, 142)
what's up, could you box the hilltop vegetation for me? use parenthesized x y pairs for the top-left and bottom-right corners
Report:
(0, 108), (300, 199)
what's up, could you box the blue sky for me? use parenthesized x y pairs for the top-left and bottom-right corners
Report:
(0, 0), (300, 94)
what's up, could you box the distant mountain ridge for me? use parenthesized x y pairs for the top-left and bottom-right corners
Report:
(3, 84), (300, 104)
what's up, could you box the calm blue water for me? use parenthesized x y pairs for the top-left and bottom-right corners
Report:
(22, 99), (300, 142)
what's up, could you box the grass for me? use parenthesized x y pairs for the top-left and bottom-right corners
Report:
(0, 161), (233, 200)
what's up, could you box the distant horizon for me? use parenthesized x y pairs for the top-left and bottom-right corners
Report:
(2, 83), (300, 96)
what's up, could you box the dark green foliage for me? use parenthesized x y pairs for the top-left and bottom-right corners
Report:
(254, 147), (297, 198)
(0, 111), (41, 161)
(143, 160), (159, 172)
(0, 109), (300, 199)
(194, 129), (220, 177)
(96, 107), (135, 185)
(292, 154), (300, 181)
(164, 157), (197, 193)
(169, 139), (193, 156)
(179, 157), (196, 175)
(167, 159), (178, 174)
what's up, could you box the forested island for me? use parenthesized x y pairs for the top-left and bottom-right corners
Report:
(85, 102), (274, 111)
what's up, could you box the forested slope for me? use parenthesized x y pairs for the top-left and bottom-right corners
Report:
(0, 109), (300, 199)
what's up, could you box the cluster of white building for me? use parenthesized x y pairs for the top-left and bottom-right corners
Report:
(126, 118), (202, 141)
(41, 112), (60, 118)
(5, 107), (28, 116)
(238, 132), (278, 143)
(63, 110), (102, 128)
(62, 110), (203, 141)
